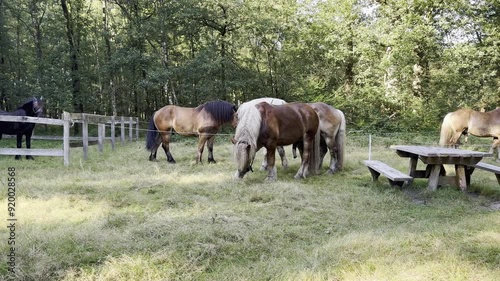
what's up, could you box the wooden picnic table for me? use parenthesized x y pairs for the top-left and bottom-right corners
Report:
(390, 145), (492, 192)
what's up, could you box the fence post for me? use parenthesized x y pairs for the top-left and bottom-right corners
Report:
(82, 120), (89, 160)
(111, 116), (116, 150)
(62, 112), (70, 166)
(129, 117), (133, 142)
(368, 134), (372, 160)
(98, 123), (105, 153)
(136, 117), (139, 140)
(120, 116), (125, 145)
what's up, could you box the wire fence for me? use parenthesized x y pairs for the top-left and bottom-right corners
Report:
(19, 117), (498, 156)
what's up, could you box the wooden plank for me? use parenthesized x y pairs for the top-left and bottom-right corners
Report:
(473, 162), (500, 174)
(0, 148), (63, 157)
(364, 160), (412, 181)
(0, 115), (65, 125)
(68, 113), (113, 124)
(391, 145), (492, 158)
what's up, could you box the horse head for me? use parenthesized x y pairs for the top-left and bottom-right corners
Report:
(33, 97), (45, 117)
(234, 140), (255, 179)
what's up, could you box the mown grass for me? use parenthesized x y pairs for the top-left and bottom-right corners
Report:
(0, 134), (499, 281)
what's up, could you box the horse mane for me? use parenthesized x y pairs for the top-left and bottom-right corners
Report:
(233, 101), (262, 162)
(197, 100), (236, 124)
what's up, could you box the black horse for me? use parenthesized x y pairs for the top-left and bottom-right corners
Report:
(0, 97), (45, 159)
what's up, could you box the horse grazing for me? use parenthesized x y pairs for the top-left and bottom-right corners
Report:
(439, 108), (500, 160)
(146, 100), (237, 164)
(234, 97), (289, 170)
(233, 102), (320, 180)
(292, 102), (346, 174)
(0, 97), (45, 160)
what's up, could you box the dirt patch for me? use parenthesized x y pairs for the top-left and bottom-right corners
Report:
(489, 202), (500, 210)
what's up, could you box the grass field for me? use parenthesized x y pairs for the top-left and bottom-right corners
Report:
(0, 134), (499, 280)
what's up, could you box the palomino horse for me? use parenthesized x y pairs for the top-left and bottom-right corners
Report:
(146, 100), (237, 163)
(439, 108), (500, 160)
(233, 102), (320, 180)
(0, 97), (44, 160)
(292, 102), (346, 173)
(234, 97), (289, 170)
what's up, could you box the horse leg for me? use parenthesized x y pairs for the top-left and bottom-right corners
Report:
(149, 146), (158, 161)
(25, 130), (34, 160)
(160, 132), (176, 163)
(449, 131), (463, 148)
(277, 146), (288, 169)
(295, 138), (312, 179)
(265, 146), (278, 180)
(491, 138), (500, 162)
(15, 134), (23, 160)
(149, 134), (161, 161)
(196, 135), (208, 164)
(206, 136), (217, 163)
(323, 137), (338, 174)
(260, 149), (268, 170)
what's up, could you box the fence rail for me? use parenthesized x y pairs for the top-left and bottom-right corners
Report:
(0, 112), (139, 166)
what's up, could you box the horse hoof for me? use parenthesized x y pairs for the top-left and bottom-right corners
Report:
(294, 174), (305, 179)
(168, 159), (176, 164)
(208, 159), (217, 164)
(26, 156), (34, 160)
(15, 156), (21, 160)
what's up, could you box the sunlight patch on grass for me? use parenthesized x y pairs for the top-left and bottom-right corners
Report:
(0, 196), (109, 226)
(62, 253), (178, 281)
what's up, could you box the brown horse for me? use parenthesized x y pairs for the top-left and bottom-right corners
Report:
(146, 100), (237, 163)
(233, 102), (320, 180)
(292, 102), (346, 173)
(439, 108), (500, 160)
(233, 97), (289, 170)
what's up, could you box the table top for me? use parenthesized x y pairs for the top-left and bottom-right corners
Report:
(390, 145), (491, 157)
(390, 145), (492, 165)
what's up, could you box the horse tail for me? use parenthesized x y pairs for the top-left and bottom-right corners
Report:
(439, 112), (453, 146)
(310, 125), (321, 175)
(335, 110), (346, 171)
(145, 113), (159, 151)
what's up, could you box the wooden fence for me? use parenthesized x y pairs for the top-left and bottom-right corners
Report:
(0, 112), (139, 166)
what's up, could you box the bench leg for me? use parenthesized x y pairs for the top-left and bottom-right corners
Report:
(367, 167), (380, 182)
(388, 179), (405, 188)
(428, 165), (441, 191)
(455, 165), (467, 192)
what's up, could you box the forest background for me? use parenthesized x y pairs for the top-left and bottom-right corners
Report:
(0, 0), (499, 132)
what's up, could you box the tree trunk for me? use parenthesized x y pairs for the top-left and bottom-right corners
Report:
(61, 0), (83, 134)
(103, 0), (116, 116)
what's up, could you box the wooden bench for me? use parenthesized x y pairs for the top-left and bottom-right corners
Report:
(470, 162), (500, 185)
(364, 160), (413, 187)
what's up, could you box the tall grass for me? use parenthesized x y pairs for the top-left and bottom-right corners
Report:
(0, 135), (499, 280)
